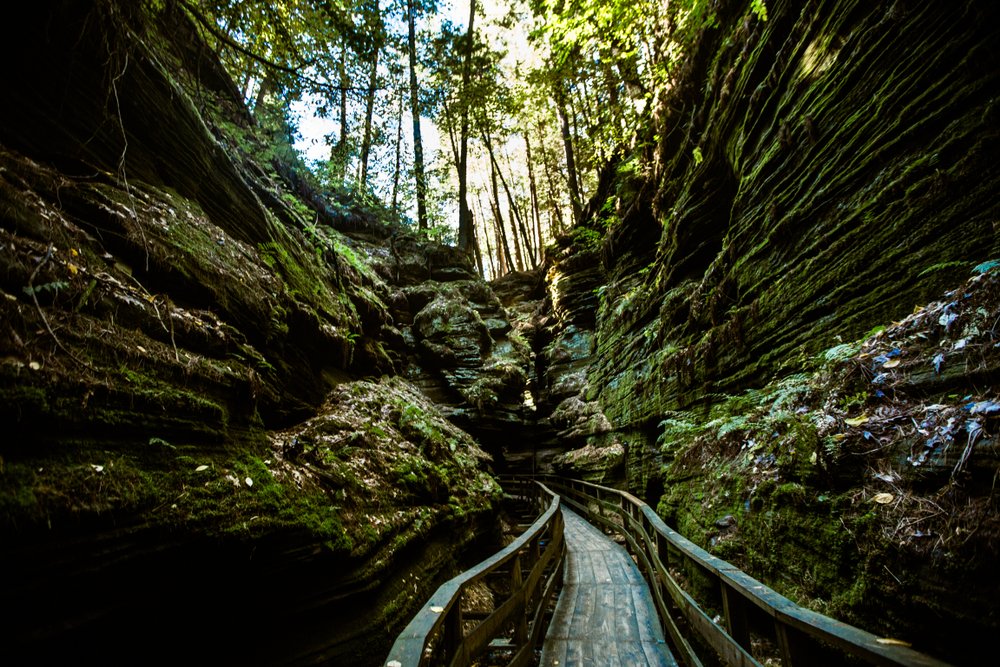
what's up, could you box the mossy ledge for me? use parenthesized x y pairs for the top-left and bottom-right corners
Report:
(512, 1), (1000, 664)
(0, 2), (502, 664)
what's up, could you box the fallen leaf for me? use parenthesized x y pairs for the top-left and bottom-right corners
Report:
(91, 464), (104, 472)
(873, 493), (894, 504)
(932, 353), (945, 373)
(912, 305), (923, 314)
(845, 415), (869, 426)
(882, 359), (900, 369)
(245, 477), (253, 487)
(810, 452), (818, 465)
(876, 638), (912, 647)
(195, 465), (209, 472)
(137, 346), (148, 353)
(429, 606), (444, 613)
(67, 263), (78, 275)
(28, 361), (41, 371)
(968, 400), (1000, 415)
(70, 249), (79, 256)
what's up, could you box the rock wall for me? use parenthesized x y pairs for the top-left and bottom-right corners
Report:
(0, 2), (508, 663)
(519, 0), (1000, 662)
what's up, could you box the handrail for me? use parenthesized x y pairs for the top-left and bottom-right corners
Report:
(385, 479), (565, 667)
(532, 474), (952, 667)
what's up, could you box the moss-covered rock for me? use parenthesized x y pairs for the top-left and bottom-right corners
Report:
(509, 1), (1000, 663)
(0, 2), (501, 664)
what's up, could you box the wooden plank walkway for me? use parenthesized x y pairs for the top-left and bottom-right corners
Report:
(540, 508), (678, 667)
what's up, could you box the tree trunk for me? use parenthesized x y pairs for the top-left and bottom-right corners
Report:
(502, 145), (536, 267)
(538, 121), (566, 235)
(457, 0), (477, 252)
(440, 94), (460, 167)
(331, 42), (349, 186)
(488, 160), (514, 273)
(578, 75), (605, 163)
(525, 134), (543, 264)
(494, 211), (507, 276)
(483, 134), (532, 269)
(604, 61), (624, 141)
(471, 208), (484, 277)
(391, 85), (404, 216)
(474, 192), (495, 278)
(554, 82), (582, 224)
(407, 0), (428, 229)
(253, 73), (273, 118)
(358, 42), (380, 186)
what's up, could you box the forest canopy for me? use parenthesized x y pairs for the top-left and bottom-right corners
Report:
(184, 0), (764, 278)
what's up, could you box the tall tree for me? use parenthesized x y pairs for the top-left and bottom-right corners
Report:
(391, 85), (405, 215)
(456, 0), (477, 252)
(525, 134), (543, 265)
(537, 120), (566, 235)
(553, 80), (582, 224)
(406, 0), (428, 229)
(486, 159), (514, 273)
(358, 0), (385, 187)
(330, 40), (349, 185)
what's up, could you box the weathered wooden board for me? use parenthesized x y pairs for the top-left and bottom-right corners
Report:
(539, 509), (677, 667)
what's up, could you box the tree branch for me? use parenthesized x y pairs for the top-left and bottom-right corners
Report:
(178, 0), (385, 96)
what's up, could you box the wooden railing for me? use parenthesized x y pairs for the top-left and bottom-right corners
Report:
(385, 479), (564, 667)
(536, 474), (952, 667)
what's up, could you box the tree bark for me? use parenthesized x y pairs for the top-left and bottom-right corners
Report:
(474, 192), (495, 278)
(331, 41), (349, 185)
(391, 85), (404, 216)
(471, 207), (484, 277)
(483, 134), (532, 269)
(502, 145), (536, 267)
(488, 159), (514, 273)
(457, 0), (476, 252)
(358, 42), (380, 186)
(253, 73), (273, 118)
(554, 81), (582, 224)
(538, 121), (566, 235)
(440, 94), (460, 167)
(407, 0), (428, 229)
(525, 134), (543, 264)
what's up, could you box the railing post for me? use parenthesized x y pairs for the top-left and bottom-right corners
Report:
(655, 529), (668, 564)
(775, 620), (811, 667)
(444, 593), (464, 665)
(511, 553), (528, 647)
(721, 581), (752, 654)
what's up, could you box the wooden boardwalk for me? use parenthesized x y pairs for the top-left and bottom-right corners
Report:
(540, 508), (678, 667)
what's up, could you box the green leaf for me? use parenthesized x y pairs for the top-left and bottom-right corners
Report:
(751, 0), (768, 21)
(973, 259), (1000, 275)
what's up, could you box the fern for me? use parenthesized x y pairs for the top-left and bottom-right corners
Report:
(823, 435), (842, 460)
(657, 413), (701, 451)
(23, 281), (69, 297)
(821, 342), (860, 363)
(973, 259), (1000, 275)
(718, 415), (749, 436)
(769, 373), (812, 413)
